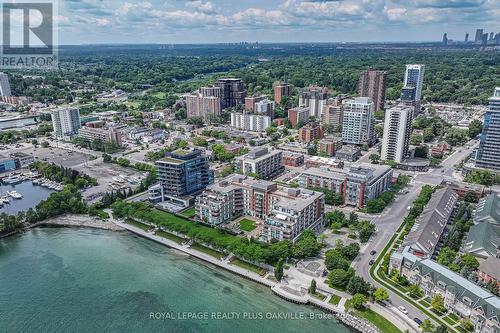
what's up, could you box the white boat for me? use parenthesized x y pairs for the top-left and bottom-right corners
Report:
(32, 178), (41, 185)
(0, 196), (11, 204)
(2, 175), (24, 184)
(7, 190), (22, 199)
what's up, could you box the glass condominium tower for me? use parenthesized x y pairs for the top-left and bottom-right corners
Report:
(476, 87), (500, 170)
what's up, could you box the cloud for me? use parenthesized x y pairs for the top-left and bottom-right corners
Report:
(185, 1), (217, 14)
(56, 0), (497, 42)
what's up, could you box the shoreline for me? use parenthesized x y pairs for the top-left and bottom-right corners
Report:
(111, 217), (381, 333)
(0, 214), (124, 239)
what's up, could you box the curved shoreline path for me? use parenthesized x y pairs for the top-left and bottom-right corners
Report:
(106, 211), (386, 333)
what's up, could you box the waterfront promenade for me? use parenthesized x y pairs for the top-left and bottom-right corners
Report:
(107, 212), (416, 333)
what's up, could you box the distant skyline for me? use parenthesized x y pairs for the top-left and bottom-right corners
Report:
(55, 0), (498, 44)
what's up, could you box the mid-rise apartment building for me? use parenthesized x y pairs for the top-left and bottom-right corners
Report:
(235, 147), (284, 180)
(322, 103), (343, 131)
(195, 175), (325, 243)
(254, 99), (275, 118)
(299, 86), (328, 118)
(244, 94), (266, 111)
(358, 69), (387, 112)
(186, 88), (222, 120)
(230, 112), (271, 132)
(152, 147), (213, 205)
(298, 123), (323, 143)
(475, 88), (500, 171)
(318, 137), (343, 157)
(274, 82), (293, 104)
(78, 126), (123, 147)
(288, 106), (310, 128)
(298, 163), (393, 208)
(51, 108), (81, 140)
(381, 106), (414, 163)
(341, 97), (376, 146)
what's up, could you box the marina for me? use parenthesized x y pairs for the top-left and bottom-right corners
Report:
(0, 179), (55, 214)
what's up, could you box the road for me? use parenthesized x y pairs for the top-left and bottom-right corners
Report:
(352, 138), (480, 324)
(352, 180), (425, 322)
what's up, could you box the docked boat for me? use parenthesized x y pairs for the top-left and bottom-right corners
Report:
(7, 190), (22, 199)
(2, 175), (24, 184)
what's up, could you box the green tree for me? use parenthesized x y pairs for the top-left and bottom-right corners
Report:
(369, 154), (380, 164)
(411, 134), (423, 145)
(373, 288), (389, 302)
(408, 284), (424, 299)
(461, 254), (479, 270)
(468, 119), (483, 138)
(347, 276), (371, 295)
(309, 279), (317, 294)
(437, 247), (457, 267)
(421, 319), (435, 333)
(275, 259), (284, 281)
(327, 268), (351, 288)
(350, 293), (367, 310)
(431, 294), (446, 314)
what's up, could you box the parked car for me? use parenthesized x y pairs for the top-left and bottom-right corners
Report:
(370, 250), (377, 255)
(414, 318), (423, 325)
(369, 259), (375, 265)
(398, 306), (408, 314)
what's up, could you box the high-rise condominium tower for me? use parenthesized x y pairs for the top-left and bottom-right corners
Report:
(358, 69), (387, 112)
(381, 106), (414, 163)
(475, 88), (500, 171)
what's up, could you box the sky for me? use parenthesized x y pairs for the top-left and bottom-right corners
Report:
(54, 0), (499, 44)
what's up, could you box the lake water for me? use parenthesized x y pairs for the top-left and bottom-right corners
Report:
(0, 181), (54, 214)
(0, 228), (353, 333)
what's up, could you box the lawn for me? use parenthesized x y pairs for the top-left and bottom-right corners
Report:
(356, 308), (403, 333)
(239, 218), (257, 232)
(124, 218), (151, 232)
(191, 243), (225, 259)
(230, 258), (267, 276)
(180, 207), (196, 218)
(443, 316), (458, 325)
(448, 313), (460, 321)
(155, 230), (186, 244)
(329, 294), (341, 305)
(311, 292), (327, 301)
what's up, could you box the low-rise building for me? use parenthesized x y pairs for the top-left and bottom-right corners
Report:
(335, 145), (362, 161)
(464, 194), (500, 259)
(235, 147), (284, 180)
(403, 187), (459, 258)
(298, 163), (393, 208)
(391, 248), (500, 333)
(477, 257), (500, 292)
(10, 152), (34, 168)
(304, 156), (344, 169)
(0, 154), (16, 173)
(282, 152), (304, 167)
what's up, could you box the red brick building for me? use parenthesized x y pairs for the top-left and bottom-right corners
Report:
(298, 123), (324, 143)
